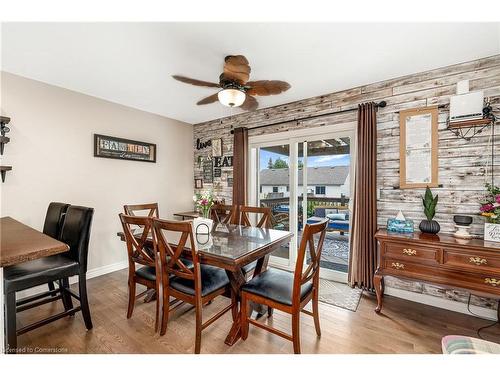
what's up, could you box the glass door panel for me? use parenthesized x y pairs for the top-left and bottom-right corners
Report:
(257, 143), (292, 265)
(302, 137), (351, 276)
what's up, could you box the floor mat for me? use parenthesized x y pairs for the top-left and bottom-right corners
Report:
(318, 279), (362, 312)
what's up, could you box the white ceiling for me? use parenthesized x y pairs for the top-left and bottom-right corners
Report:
(2, 23), (500, 124)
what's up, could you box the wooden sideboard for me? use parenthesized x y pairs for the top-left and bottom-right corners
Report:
(374, 229), (500, 318)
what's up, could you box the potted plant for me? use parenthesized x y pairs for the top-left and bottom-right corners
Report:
(192, 190), (215, 237)
(479, 183), (500, 242)
(419, 186), (440, 234)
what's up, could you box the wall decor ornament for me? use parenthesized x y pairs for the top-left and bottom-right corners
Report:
(196, 138), (212, 150)
(94, 134), (156, 162)
(212, 138), (223, 157)
(195, 178), (203, 189)
(399, 106), (439, 188)
(214, 156), (233, 168)
(203, 160), (213, 183)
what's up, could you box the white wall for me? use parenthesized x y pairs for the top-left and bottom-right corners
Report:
(0, 72), (194, 272)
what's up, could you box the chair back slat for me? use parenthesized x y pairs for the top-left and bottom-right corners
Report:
(119, 214), (156, 267)
(210, 204), (236, 224)
(292, 219), (328, 305)
(152, 219), (197, 281)
(124, 203), (159, 218)
(239, 205), (272, 228)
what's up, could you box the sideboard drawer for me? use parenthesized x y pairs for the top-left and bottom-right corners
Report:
(383, 242), (440, 265)
(443, 250), (500, 274)
(383, 258), (434, 275)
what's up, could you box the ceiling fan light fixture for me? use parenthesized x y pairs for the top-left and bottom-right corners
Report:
(218, 88), (246, 107)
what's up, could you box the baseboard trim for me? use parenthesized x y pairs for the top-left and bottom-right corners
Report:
(16, 260), (129, 299)
(385, 286), (498, 321)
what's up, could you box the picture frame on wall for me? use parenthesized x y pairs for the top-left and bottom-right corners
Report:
(212, 138), (223, 157)
(94, 134), (156, 163)
(399, 106), (439, 189)
(195, 178), (203, 189)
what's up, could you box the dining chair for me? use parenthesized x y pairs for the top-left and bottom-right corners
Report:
(43, 202), (70, 297)
(238, 205), (273, 229)
(152, 218), (235, 354)
(237, 205), (274, 281)
(124, 203), (159, 218)
(3, 205), (94, 351)
(119, 213), (162, 332)
(210, 203), (236, 224)
(240, 218), (328, 354)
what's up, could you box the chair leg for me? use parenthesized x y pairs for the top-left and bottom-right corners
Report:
(160, 288), (169, 336)
(292, 312), (301, 354)
(5, 291), (17, 353)
(48, 281), (57, 297)
(78, 273), (93, 330)
(267, 306), (274, 318)
(312, 288), (321, 337)
(61, 278), (74, 316)
(127, 278), (136, 319)
(194, 300), (203, 354)
(240, 293), (249, 340)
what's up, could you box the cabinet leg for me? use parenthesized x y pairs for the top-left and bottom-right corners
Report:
(374, 273), (384, 313)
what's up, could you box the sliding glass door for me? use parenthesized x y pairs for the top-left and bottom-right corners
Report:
(248, 124), (355, 282)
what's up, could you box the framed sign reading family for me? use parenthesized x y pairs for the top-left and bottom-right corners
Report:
(94, 134), (156, 163)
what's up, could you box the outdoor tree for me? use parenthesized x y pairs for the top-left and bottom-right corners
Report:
(273, 158), (289, 169)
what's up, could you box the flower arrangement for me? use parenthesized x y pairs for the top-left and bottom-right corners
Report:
(193, 190), (214, 219)
(479, 183), (500, 224)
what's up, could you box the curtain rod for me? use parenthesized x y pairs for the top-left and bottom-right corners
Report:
(230, 100), (387, 134)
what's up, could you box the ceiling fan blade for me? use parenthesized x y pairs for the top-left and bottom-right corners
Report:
(196, 93), (220, 105)
(246, 80), (291, 96)
(172, 75), (220, 88)
(240, 95), (259, 111)
(223, 55), (251, 84)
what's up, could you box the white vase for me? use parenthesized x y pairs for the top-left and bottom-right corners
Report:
(484, 223), (500, 243)
(193, 217), (213, 235)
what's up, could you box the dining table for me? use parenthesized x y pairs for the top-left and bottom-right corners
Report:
(117, 222), (292, 345)
(0, 216), (70, 353)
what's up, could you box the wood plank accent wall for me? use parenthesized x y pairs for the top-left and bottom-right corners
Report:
(193, 55), (500, 310)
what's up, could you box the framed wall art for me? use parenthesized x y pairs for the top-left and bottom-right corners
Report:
(94, 134), (156, 163)
(203, 160), (213, 183)
(195, 178), (203, 189)
(212, 138), (223, 157)
(399, 106), (439, 189)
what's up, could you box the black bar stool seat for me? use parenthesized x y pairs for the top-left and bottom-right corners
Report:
(4, 254), (79, 293)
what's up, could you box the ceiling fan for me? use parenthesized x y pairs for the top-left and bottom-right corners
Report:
(172, 55), (291, 111)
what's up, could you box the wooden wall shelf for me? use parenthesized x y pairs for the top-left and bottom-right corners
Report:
(0, 166), (12, 183)
(447, 118), (492, 129)
(0, 136), (10, 155)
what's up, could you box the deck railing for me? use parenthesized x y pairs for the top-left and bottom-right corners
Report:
(260, 195), (349, 212)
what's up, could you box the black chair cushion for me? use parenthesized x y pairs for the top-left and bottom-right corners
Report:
(242, 261), (257, 275)
(3, 254), (79, 293)
(169, 265), (229, 297)
(135, 266), (156, 282)
(241, 268), (313, 306)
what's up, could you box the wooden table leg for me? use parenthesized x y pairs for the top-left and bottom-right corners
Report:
(224, 267), (246, 346)
(144, 289), (157, 303)
(374, 271), (384, 313)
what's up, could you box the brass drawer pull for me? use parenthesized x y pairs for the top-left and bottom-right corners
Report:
(403, 248), (417, 256)
(391, 262), (405, 270)
(469, 257), (487, 266)
(485, 278), (500, 286)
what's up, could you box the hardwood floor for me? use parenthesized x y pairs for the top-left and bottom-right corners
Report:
(15, 269), (500, 354)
